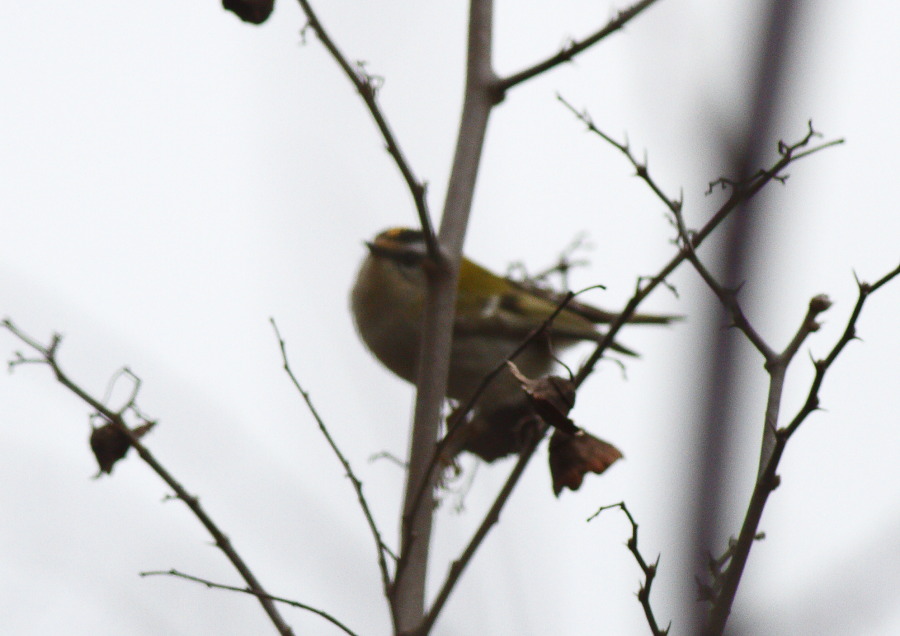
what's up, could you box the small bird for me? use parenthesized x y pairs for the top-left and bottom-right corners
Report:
(351, 227), (677, 462)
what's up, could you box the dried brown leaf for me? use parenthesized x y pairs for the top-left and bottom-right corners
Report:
(548, 429), (623, 496)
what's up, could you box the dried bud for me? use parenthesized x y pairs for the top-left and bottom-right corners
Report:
(548, 429), (623, 496)
(223, 0), (275, 24)
(90, 419), (156, 476)
(809, 294), (832, 314)
(90, 423), (130, 475)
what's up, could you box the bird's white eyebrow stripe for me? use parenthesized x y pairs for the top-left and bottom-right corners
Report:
(480, 294), (501, 318)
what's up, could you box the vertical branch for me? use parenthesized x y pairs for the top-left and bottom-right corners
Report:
(756, 363), (786, 479)
(393, 0), (499, 632)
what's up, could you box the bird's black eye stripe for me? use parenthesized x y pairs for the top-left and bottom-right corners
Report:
(390, 249), (425, 267)
(367, 241), (425, 266)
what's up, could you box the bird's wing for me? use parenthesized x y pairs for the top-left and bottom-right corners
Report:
(455, 258), (637, 354)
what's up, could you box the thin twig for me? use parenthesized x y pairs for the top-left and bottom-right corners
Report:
(270, 319), (396, 593)
(410, 285), (606, 633)
(400, 287), (591, 586)
(141, 569), (358, 636)
(293, 0), (436, 256)
(669, 200), (775, 360)
(1, 318), (294, 636)
(498, 0), (663, 93)
(783, 263), (900, 439)
(417, 424), (547, 636)
(556, 115), (843, 388)
(589, 502), (670, 636)
(704, 262), (900, 633)
(558, 94), (681, 216)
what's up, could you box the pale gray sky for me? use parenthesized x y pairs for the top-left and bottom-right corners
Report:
(2, 1), (898, 634)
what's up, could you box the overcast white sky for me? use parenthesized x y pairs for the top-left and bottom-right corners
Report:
(2, 1), (898, 635)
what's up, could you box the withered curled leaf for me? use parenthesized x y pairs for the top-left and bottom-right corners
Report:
(507, 361), (579, 435)
(548, 429), (622, 496)
(90, 423), (129, 475)
(90, 419), (156, 477)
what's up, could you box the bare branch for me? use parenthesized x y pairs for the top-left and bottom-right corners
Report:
(498, 0), (663, 93)
(400, 287), (588, 573)
(270, 319), (396, 595)
(1, 318), (294, 636)
(561, 119), (843, 388)
(418, 424), (547, 636)
(782, 262), (900, 439)
(557, 94), (681, 216)
(669, 202), (775, 360)
(589, 502), (670, 636)
(293, 0), (436, 255)
(704, 262), (900, 633)
(141, 569), (358, 636)
(394, 1), (498, 629)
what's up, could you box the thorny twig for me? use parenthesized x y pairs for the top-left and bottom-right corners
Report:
(590, 502), (670, 636)
(677, 257), (900, 633)
(659, 127), (897, 631)
(498, 0), (663, 93)
(551, 104), (890, 634)
(293, 0), (436, 257)
(2, 318), (295, 636)
(553, 110), (844, 388)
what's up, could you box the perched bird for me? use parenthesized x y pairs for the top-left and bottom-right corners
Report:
(351, 227), (677, 462)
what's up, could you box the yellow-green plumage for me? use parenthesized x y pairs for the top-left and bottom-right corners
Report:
(456, 258), (603, 342)
(351, 227), (678, 461)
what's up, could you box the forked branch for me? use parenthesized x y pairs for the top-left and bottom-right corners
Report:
(589, 502), (669, 636)
(554, 112), (844, 385)
(1, 318), (295, 636)
(703, 262), (899, 634)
